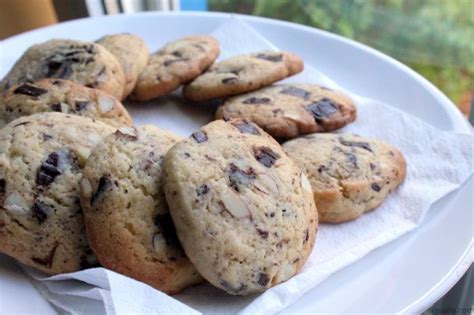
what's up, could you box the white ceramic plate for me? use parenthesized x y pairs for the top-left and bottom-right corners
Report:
(0, 12), (472, 314)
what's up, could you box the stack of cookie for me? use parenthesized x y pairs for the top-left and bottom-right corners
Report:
(0, 33), (406, 296)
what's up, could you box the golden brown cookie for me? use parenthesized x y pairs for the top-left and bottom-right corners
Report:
(80, 126), (203, 294)
(216, 84), (356, 139)
(0, 79), (132, 128)
(131, 35), (219, 101)
(163, 119), (317, 295)
(283, 133), (407, 223)
(183, 51), (303, 101)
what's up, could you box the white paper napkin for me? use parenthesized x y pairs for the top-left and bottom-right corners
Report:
(21, 17), (474, 315)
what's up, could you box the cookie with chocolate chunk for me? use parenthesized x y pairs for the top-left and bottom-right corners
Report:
(183, 51), (303, 101)
(80, 126), (202, 294)
(131, 35), (219, 101)
(163, 119), (317, 295)
(216, 84), (356, 139)
(0, 112), (115, 274)
(283, 133), (407, 223)
(0, 39), (126, 100)
(0, 79), (132, 128)
(96, 33), (149, 98)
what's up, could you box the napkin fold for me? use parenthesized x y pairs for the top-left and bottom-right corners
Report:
(21, 17), (473, 315)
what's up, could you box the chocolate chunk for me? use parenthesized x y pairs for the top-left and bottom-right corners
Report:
(255, 53), (282, 62)
(254, 146), (280, 168)
(371, 183), (381, 192)
(256, 228), (269, 239)
(171, 51), (183, 58)
(75, 101), (89, 111)
(31, 242), (58, 267)
(36, 151), (68, 186)
(222, 77), (238, 84)
(196, 184), (209, 196)
(370, 163), (376, 171)
(280, 86), (310, 99)
(257, 272), (270, 286)
(80, 248), (99, 269)
(231, 121), (260, 135)
(228, 163), (256, 192)
(13, 84), (48, 97)
(192, 131), (208, 143)
(154, 213), (181, 248)
(50, 103), (62, 112)
(303, 229), (309, 244)
(32, 201), (54, 223)
(52, 80), (63, 86)
(43, 59), (73, 79)
(163, 58), (189, 66)
(242, 97), (271, 104)
(306, 98), (338, 122)
(339, 138), (373, 152)
(91, 176), (112, 205)
(0, 179), (5, 195)
(318, 165), (328, 173)
(345, 152), (358, 167)
(144, 152), (161, 171)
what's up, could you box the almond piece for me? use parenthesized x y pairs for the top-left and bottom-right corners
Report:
(220, 189), (250, 218)
(80, 177), (92, 199)
(300, 172), (313, 193)
(4, 192), (29, 215)
(98, 95), (115, 113)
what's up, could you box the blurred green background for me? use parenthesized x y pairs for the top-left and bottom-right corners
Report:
(209, 0), (474, 115)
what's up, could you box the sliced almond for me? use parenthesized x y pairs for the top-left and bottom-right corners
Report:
(98, 95), (115, 113)
(152, 233), (163, 251)
(275, 260), (296, 283)
(282, 111), (302, 121)
(87, 132), (103, 146)
(4, 192), (29, 215)
(80, 178), (92, 199)
(220, 189), (250, 219)
(254, 172), (279, 195)
(300, 172), (313, 193)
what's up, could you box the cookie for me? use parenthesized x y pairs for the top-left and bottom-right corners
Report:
(0, 112), (115, 274)
(163, 119), (317, 295)
(0, 79), (132, 128)
(96, 33), (149, 98)
(283, 133), (407, 223)
(216, 84), (356, 139)
(80, 126), (202, 294)
(183, 51), (303, 101)
(0, 39), (126, 100)
(131, 36), (219, 101)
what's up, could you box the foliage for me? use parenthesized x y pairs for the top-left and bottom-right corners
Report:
(209, 0), (474, 106)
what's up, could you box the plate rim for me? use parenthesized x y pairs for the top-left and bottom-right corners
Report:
(0, 10), (472, 313)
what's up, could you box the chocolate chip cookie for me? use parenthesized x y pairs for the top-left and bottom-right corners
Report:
(183, 51), (304, 101)
(0, 79), (132, 128)
(163, 119), (317, 295)
(0, 39), (126, 100)
(216, 84), (356, 139)
(283, 133), (407, 223)
(80, 126), (202, 294)
(131, 35), (219, 101)
(96, 33), (149, 98)
(0, 112), (115, 274)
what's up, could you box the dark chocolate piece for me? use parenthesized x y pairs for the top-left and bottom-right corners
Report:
(254, 146), (280, 168)
(242, 97), (271, 105)
(192, 131), (208, 143)
(13, 84), (48, 97)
